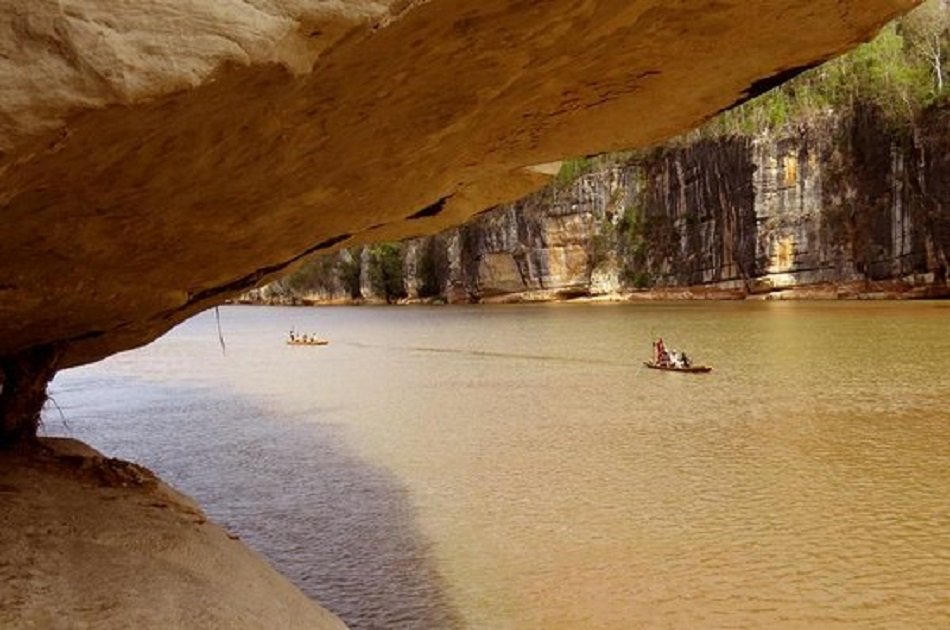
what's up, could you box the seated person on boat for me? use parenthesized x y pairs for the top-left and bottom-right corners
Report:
(652, 338), (691, 368)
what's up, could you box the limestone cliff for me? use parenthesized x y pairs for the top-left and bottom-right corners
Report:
(265, 102), (949, 303)
(620, 107), (948, 297)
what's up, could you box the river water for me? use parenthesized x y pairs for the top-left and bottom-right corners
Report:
(46, 303), (949, 629)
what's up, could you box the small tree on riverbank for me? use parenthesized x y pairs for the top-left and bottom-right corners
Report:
(368, 243), (407, 303)
(338, 248), (363, 299)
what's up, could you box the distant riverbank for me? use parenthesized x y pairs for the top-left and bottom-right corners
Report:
(237, 277), (948, 307)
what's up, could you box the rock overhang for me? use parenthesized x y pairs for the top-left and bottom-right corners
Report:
(0, 0), (921, 370)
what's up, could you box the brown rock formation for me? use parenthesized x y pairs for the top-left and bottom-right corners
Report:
(0, 1), (920, 425)
(0, 438), (346, 628)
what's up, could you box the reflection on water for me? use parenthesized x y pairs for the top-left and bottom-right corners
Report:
(47, 303), (950, 628)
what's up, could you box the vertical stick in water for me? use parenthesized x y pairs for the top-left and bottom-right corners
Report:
(215, 306), (227, 356)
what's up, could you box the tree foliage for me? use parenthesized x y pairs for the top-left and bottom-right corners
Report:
(338, 248), (363, 299)
(367, 243), (407, 303)
(902, 0), (950, 91)
(555, 157), (595, 187)
(283, 255), (337, 295)
(705, 1), (949, 135)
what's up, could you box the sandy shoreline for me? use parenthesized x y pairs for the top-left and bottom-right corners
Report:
(0, 438), (346, 629)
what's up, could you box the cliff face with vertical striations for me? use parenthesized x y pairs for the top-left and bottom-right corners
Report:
(267, 102), (948, 303)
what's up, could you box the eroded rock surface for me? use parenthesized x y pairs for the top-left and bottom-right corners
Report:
(0, 0), (919, 370)
(0, 438), (346, 629)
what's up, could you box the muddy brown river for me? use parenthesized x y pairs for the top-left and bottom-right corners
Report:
(48, 302), (950, 628)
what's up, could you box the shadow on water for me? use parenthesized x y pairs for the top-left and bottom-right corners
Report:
(44, 378), (464, 630)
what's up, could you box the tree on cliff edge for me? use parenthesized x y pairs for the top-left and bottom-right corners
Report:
(368, 243), (408, 304)
(902, 0), (949, 92)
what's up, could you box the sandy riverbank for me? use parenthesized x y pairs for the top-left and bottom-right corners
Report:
(235, 278), (948, 307)
(0, 438), (346, 629)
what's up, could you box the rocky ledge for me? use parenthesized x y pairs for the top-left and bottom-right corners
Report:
(0, 438), (345, 629)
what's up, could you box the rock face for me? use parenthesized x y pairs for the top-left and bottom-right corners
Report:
(628, 106), (949, 296)
(271, 103), (948, 303)
(458, 195), (601, 300)
(0, 0), (920, 373)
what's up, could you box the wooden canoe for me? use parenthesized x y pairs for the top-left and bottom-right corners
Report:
(643, 361), (711, 373)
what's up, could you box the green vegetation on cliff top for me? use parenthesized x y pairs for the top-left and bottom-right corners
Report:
(703, 0), (948, 136)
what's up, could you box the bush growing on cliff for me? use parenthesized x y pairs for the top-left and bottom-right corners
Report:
(588, 232), (612, 271)
(622, 267), (653, 289)
(607, 199), (659, 289)
(278, 247), (363, 299)
(555, 157), (595, 187)
(284, 255), (337, 295)
(338, 248), (363, 299)
(617, 203), (648, 260)
(367, 243), (407, 303)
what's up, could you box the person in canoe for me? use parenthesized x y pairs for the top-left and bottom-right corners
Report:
(648, 338), (710, 372)
(669, 349), (692, 368)
(653, 338), (694, 368)
(653, 337), (669, 366)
